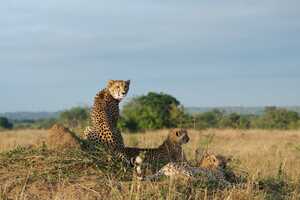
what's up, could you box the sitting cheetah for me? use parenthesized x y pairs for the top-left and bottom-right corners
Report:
(83, 80), (131, 164)
(125, 128), (189, 171)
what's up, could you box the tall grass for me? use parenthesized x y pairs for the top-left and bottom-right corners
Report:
(0, 129), (46, 151)
(1, 129), (300, 199)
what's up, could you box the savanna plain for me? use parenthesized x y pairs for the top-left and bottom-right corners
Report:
(1, 128), (300, 200)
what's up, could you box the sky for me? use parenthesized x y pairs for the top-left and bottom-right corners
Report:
(0, 0), (299, 112)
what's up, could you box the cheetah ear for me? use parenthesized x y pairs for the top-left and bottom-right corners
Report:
(107, 80), (114, 87)
(126, 80), (131, 85)
(226, 155), (233, 162)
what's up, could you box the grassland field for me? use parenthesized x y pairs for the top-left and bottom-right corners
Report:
(0, 128), (300, 200)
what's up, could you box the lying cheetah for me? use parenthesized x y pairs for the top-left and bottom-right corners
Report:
(136, 149), (232, 187)
(139, 162), (231, 187)
(83, 80), (131, 164)
(196, 149), (244, 184)
(125, 128), (189, 171)
(195, 148), (231, 170)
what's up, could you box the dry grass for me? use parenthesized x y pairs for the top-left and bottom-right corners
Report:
(1, 128), (300, 199)
(124, 129), (300, 179)
(0, 129), (46, 151)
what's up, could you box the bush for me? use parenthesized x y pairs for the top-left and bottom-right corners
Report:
(0, 117), (13, 129)
(192, 109), (224, 129)
(59, 107), (89, 129)
(190, 107), (299, 130)
(219, 113), (251, 129)
(254, 107), (299, 129)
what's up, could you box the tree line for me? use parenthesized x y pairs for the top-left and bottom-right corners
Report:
(118, 92), (300, 131)
(1, 92), (300, 132)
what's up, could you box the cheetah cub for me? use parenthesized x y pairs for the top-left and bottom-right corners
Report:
(126, 128), (189, 173)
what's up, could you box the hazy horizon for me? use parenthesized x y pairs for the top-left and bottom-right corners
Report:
(2, 105), (300, 114)
(1, 0), (299, 112)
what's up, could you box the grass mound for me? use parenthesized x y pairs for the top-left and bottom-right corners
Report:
(0, 143), (133, 182)
(46, 124), (81, 150)
(0, 142), (136, 199)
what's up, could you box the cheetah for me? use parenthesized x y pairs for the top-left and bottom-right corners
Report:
(139, 162), (231, 187)
(83, 80), (131, 164)
(125, 128), (189, 171)
(196, 149), (244, 184)
(195, 148), (231, 170)
(136, 148), (232, 187)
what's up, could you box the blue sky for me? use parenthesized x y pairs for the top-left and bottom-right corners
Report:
(0, 0), (299, 112)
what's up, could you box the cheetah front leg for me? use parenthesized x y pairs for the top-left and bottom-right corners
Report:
(83, 126), (133, 167)
(136, 162), (193, 181)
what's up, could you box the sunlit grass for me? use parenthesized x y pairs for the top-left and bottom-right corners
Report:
(0, 128), (300, 199)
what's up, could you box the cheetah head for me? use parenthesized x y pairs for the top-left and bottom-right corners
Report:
(107, 80), (130, 101)
(168, 128), (190, 145)
(195, 148), (231, 170)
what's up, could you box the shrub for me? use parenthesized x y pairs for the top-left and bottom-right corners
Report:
(0, 117), (13, 129)
(59, 107), (89, 129)
(193, 109), (224, 129)
(255, 107), (299, 129)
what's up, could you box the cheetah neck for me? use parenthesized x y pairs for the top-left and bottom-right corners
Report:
(92, 89), (120, 111)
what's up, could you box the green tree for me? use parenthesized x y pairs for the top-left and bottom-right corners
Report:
(59, 107), (89, 129)
(120, 92), (184, 132)
(0, 117), (13, 129)
(238, 115), (251, 129)
(194, 109), (224, 129)
(219, 113), (239, 128)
